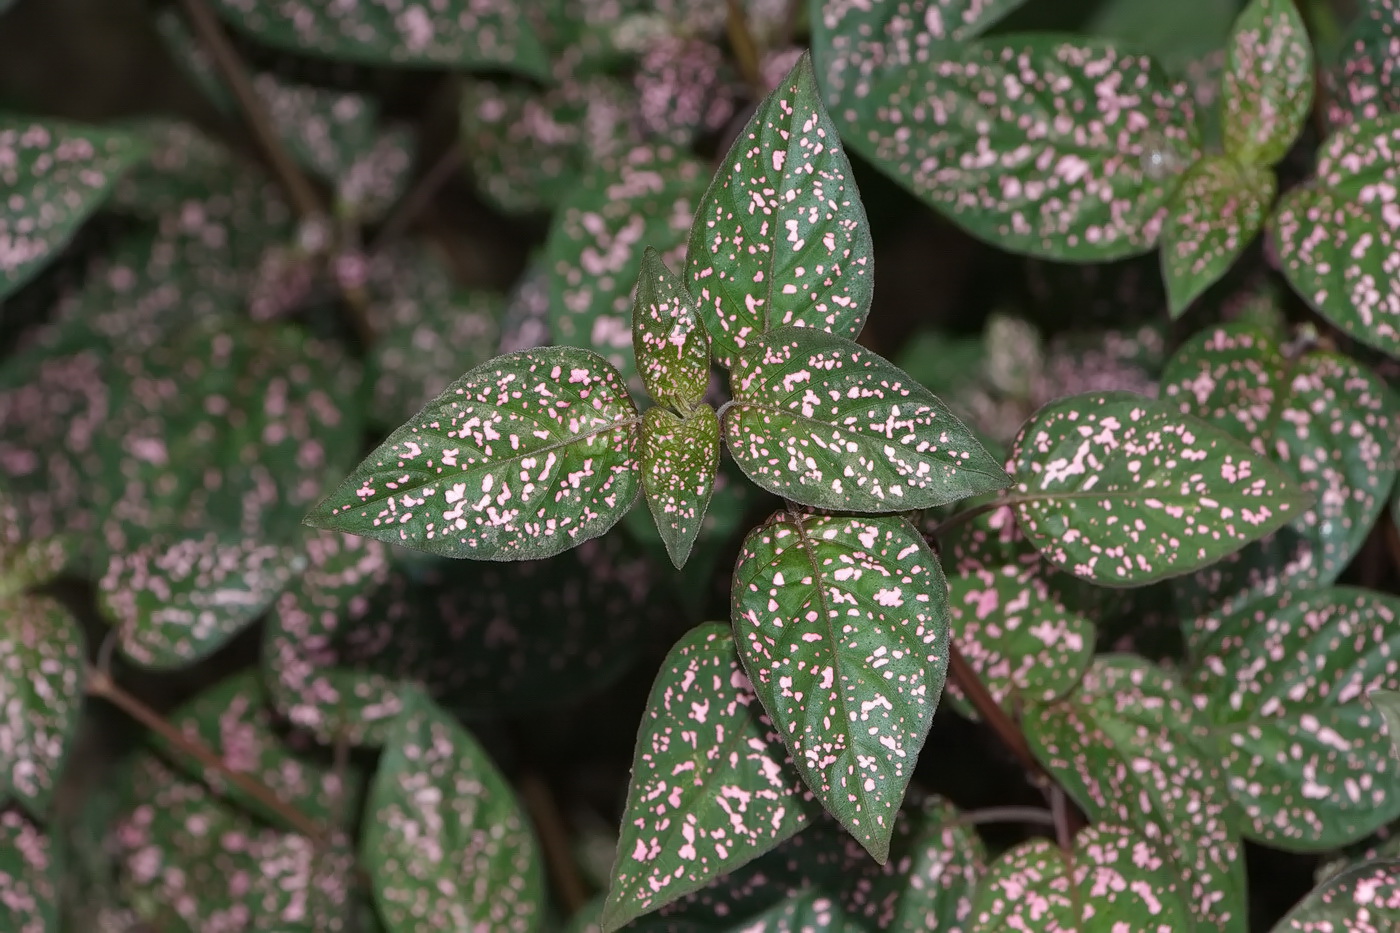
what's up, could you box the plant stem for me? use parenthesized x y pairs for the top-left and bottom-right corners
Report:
(725, 0), (768, 98)
(956, 805), (1056, 828)
(925, 498), (1007, 542)
(370, 143), (463, 251)
(518, 772), (590, 915)
(946, 641), (1037, 772)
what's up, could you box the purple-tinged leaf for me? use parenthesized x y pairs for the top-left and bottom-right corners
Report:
(0, 116), (148, 300)
(1322, 0), (1400, 131)
(1023, 657), (1247, 932)
(635, 35), (740, 148)
(0, 594), (83, 815)
(306, 346), (642, 561)
(632, 247), (712, 412)
(1011, 391), (1310, 586)
(364, 687), (544, 933)
(1161, 156), (1275, 317)
(1374, 689), (1400, 763)
(601, 623), (821, 932)
(1193, 587), (1400, 850)
(726, 328), (1009, 512)
(205, 0), (549, 76)
(1272, 857), (1400, 930)
(0, 805), (55, 933)
(731, 511), (949, 862)
(1222, 0), (1314, 165)
(688, 52), (873, 368)
(1273, 114), (1400, 358)
(99, 532), (301, 669)
(969, 823), (1193, 932)
(641, 405), (720, 569)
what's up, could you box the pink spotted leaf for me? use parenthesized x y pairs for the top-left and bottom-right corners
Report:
(632, 247), (711, 412)
(969, 823), (1193, 932)
(1022, 657), (1248, 931)
(1221, 0), (1314, 166)
(363, 687), (545, 933)
(1161, 155), (1275, 317)
(601, 623), (822, 932)
(1272, 858), (1400, 930)
(0, 492), (73, 597)
(641, 404), (720, 569)
(687, 52), (874, 368)
(1322, 0), (1400, 131)
(1272, 114), (1400, 358)
(1374, 689), (1400, 763)
(305, 346), (642, 561)
(1192, 587), (1400, 850)
(726, 328), (1009, 512)
(1010, 391), (1310, 586)
(0, 594), (84, 815)
(0, 805), (56, 933)
(730, 512), (949, 862)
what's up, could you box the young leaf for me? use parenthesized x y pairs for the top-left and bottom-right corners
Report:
(731, 511), (950, 862)
(1222, 0), (1314, 166)
(1160, 155), (1275, 316)
(363, 688), (544, 933)
(641, 405), (721, 569)
(0, 116), (148, 300)
(99, 532), (301, 668)
(0, 805), (56, 932)
(0, 594), (83, 815)
(1374, 689), (1400, 763)
(725, 327), (1010, 512)
(1273, 114), (1400, 358)
(602, 623), (821, 932)
(1193, 587), (1400, 850)
(1271, 858), (1400, 931)
(687, 51), (874, 368)
(970, 824), (1193, 932)
(305, 346), (642, 561)
(632, 247), (711, 412)
(1011, 391), (1310, 586)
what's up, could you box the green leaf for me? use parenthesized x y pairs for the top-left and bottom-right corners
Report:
(0, 594), (84, 815)
(725, 327), (1010, 512)
(305, 346), (642, 561)
(632, 247), (711, 412)
(1193, 587), (1400, 850)
(970, 824), (1194, 931)
(1222, 0), (1314, 165)
(364, 688), (544, 933)
(0, 116), (147, 300)
(1023, 657), (1247, 932)
(1273, 114), (1400, 358)
(1322, 0), (1400, 131)
(0, 805), (56, 932)
(731, 511), (949, 862)
(1010, 391), (1310, 586)
(1161, 156), (1275, 316)
(1084, 0), (1239, 72)
(1374, 689), (1400, 763)
(99, 532), (301, 668)
(1271, 857), (1400, 931)
(602, 623), (821, 932)
(739, 891), (851, 932)
(687, 52), (874, 368)
(205, 0), (549, 76)
(641, 405), (721, 569)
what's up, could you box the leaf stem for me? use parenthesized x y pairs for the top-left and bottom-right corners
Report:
(518, 772), (590, 915)
(925, 497), (1008, 541)
(370, 142), (463, 252)
(955, 805), (1056, 828)
(725, 0), (767, 98)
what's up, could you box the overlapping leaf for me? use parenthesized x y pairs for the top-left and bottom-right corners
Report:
(1010, 391), (1309, 586)
(364, 688), (544, 933)
(1023, 657), (1247, 932)
(1160, 155), (1275, 316)
(970, 824), (1193, 931)
(0, 805), (55, 933)
(731, 511), (949, 862)
(305, 345), (642, 561)
(1271, 858), (1400, 931)
(725, 327), (1009, 512)
(632, 247), (711, 411)
(641, 405), (720, 569)
(1193, 587), (1400, 849)
(687, 52), (873, 368)
(1322, 0), (1400, 130)
(1222, 0), (1313, 165)
(1273, 114), (1400, 358)
(602, 623), (821, 932)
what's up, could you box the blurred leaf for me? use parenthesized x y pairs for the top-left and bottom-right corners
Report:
(1193, 587), (1400, 850)
(1271, 857), (1400, 931)
(1273, 114), (1400, 358)
(732, 511), (948, 862)
(1010, 391), (1310, 585)
(1375, 689), (1400, 762)
(633, 35), (740, 147)
(736, 891), (850, 932)
(0, 594), (83, 815)
(1084, 0), (1240, 72)
(632, 247), (711, 412)
(0, 491), (73, 595)
(110, 120), (248, 217)
(0, 115), (148, 300)
(306, 346), (641, 561)
(0, 805), (56, 932)
(641, 405), (720, 569)
(1221, 0), (1314, 165)
(499, 257), (552, 353)
(1160, 156), (1275, 316)
(602, 623), (821, 932)
(1322, 0), (1400, 130)
(726, 328), (1009, 512)
(687, 52), (872, 369)
(364, 688), (544, 933)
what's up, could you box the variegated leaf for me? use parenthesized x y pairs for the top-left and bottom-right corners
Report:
(641, 405), (720, 569)
(1272, 858), (1400, 931)
(632, 247), (711, 412)
(1322, 0), (1400, 131)
(1375, 689), (1400, 763)
(1222, 0), (1314, 165)
(0, 805), (56, 933)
